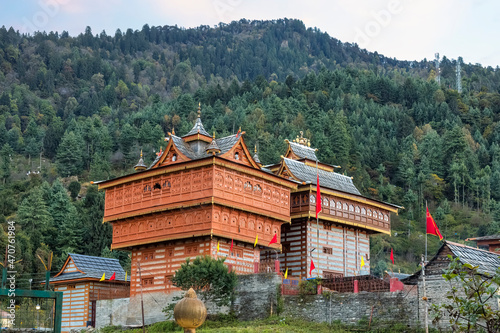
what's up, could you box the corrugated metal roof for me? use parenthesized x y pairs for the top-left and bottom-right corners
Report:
(50, 253), (128, 283)
(283, 158), (361, 195)
(289, 142), (318, 161)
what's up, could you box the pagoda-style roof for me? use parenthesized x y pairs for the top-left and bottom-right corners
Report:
(148, 133), (244, 169)
(280, 157), (361, 196)
(183, 117), (210, 137)
(286, 141), (318, 161)
(49, 253), (129, 283)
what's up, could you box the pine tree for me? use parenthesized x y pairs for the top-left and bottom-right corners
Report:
(0, 143), (13, 184)
(17, 187), (52, 250)
(56, 131), (83, 176)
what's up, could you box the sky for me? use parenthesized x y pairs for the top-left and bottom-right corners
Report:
(0, 0), (498, 67)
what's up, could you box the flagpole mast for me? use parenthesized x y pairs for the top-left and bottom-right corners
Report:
(425, 201), (428, 263)
(316, 159), (320, 278)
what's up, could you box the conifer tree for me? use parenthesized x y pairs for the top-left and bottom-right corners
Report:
(56, 131), (83, 176)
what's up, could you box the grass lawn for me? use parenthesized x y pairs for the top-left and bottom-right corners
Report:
(99, 315), (431, 333)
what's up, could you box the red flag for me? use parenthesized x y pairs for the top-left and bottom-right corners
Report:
(316, 174), (322, 219)
(309, 259), (315, 276)
(109, 272), (116, 281)
(230, 239), (234, 252)
(268, 233), (278, 246)
(426, 207), (443, 240)
(390, 248), (394, 265)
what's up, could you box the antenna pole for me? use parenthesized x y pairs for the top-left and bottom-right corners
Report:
(137, 262), (146, 333)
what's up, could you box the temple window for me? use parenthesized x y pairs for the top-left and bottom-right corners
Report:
(384, 214), (389, 221)
(310, 194), (316, 204)
(336, 201), (342, 209)
(330, 199), (335, 207)
(153, 183), (161, 190)
(234, 152), (239, 160)
(367, 209), (372, 217)
(355, 206), (360, 213)
(142, 251), (154, 261)
(349, 204), (354, 212)
(343, 203), (348, 211)
(172, 154), (177, 161)
(323, 198), (329, 207)
(361, 208), (366, 215)
(142, 278), (153, 286)
(323, 247), (333, 254)
(244, 181), (252, 191)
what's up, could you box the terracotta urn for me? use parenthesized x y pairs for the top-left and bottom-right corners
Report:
(173, 288), (207, 333)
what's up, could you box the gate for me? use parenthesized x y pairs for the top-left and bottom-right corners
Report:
(0, 289), (63, 333)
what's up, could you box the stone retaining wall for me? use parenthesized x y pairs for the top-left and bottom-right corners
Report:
(283, 285), (419, 326)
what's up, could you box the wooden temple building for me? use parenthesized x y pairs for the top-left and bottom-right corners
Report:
(265, 133), (400, 278)
(97, 105), (400, 295)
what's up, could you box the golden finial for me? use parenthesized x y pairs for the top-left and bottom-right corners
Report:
(213, 131), (216, 139)
(140, 149), (143, 158)
(254, 145), (257, 153)
(197, 102), (201, 118)
(172, 127), (175, 135)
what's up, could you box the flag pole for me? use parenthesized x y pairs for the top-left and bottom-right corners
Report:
(316, 159), (320, 278)
(425, 201), (428, 263)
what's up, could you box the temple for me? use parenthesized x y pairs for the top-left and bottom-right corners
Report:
(97, 105), (400, 295)
(266, 132), (401, 277)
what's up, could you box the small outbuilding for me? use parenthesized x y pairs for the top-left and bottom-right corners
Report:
(47, 253), (129, 332)
(403, 240), (500, 329)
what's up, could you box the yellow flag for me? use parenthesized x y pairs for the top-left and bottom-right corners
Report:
(254, 234), (258, 247)
(284, 268), (288, 279)
(360, 256), (365, 269)
(217, 241), (220, 253)
(100, 273), (105, 281)
(125, 272), (127, 281)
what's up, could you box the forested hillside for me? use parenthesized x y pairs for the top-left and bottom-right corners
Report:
(1, 19), (500, 287)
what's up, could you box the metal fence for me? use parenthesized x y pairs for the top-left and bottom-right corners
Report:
(0, 296), (55, 332)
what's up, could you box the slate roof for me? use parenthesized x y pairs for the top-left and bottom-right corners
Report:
(215, 134), (239, 154)
(289, 142), (318, 161)
(283, 158), (361, 196)
(447, 241), (500, 275)
(467, 234), (500, 241)
(402, 241), (500, 284)
(183, 117), (210, 137)
(147, 134), (241, 170)
(50, 253), (128, 283)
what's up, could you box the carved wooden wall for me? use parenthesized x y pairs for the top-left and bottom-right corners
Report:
(291, 192), (391, 233)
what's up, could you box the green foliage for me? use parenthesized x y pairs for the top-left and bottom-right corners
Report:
(171, 256), (237, 307)
(1, 18), (500, 282)
(68, 181), (81, 200)
(431, 256), (500, 332)
(298, 278), (320, 295)
(99, 315), (431, 332)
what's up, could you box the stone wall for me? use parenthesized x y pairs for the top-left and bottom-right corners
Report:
(418, 275), (500, 331)
(232, 273), (282, 320)
(283, 285), (419, 326)
(95, 273), (282, 328)
(95, 290), (183, 329)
